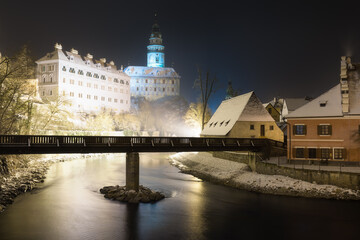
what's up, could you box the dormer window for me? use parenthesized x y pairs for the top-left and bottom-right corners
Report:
(93, 73), (99, 79)
(220, 121), (224, 127)
(69, 68), (75, 73)
(78, 70), (84, 75)
(120, 80), (125, 84)
(114, 78), (119, 83)
(214, 122), (218, 127)
(62, 66), (66, 71)
(101, 75), (106, 80)
(86, 72), (92, 77)
(126, 81), (129, 85)
(209, 123), (213, 127)
(319, 100), (327, 107)
(225, 120), (230, 126)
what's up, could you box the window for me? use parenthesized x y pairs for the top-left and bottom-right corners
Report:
(94, 73), (99, 79)
(86, 72), (92, 77)
(172, 80), (174, 84)
(114, 88), (118, 92)
(321, 148), (331, 159)
(101, 75), (106, 80)
(78, 81), (83, 86)
(108, 98), (112, 102)
(172, 88), (174, 92)
(137, 87), (139, 91)
(87, 83), (91, 88)
(214, 122), (218, 127)
(126, 81), (129, 85)
(318, 124), (332, 135)
(334, 148), (345, 160)
(87, 94), (91, 99)
(70, 79), (75, 85)
(62, 91), (66, 96)
(163, 80), (165, 84)
(94, 84), (98, 89)
(70, 92), (74, 97)
(101, 85), (105, 90)
(220, 121), (224, 127)
(78, 93), (83, 98)
(270, 125), (274, 130)
(308, 148), (317, 159)
(63, 78), (66, 83)
(250, 124), (254, 130)
(69, 68), (75, 73)
(268, 108), (272, 114)
(163, 88), (165, 92)
(101, 97), (105, 101)
(209, 123), (213, 127)
(78, 70), (84, 75)
(114, 99), (118, 103)
(48, 65), (54, 71)
(41, 66), (46, 72)
(114, 78), (119, 83)
(120, 80), (124, 84)
(293, 124), (306, 135)
(94, 96), (98, 100)
(62, 66), (66, 71)
(49, 90), (52, 95)
(120, 99), (123, 103)
(295, 148), (305, 158)
(108, 87), (112, 91)
(225, 120), (230, 126)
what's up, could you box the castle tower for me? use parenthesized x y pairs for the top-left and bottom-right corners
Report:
(147, 13), (165, 68)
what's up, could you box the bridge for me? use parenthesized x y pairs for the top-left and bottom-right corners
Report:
(0, 135), (286, 191)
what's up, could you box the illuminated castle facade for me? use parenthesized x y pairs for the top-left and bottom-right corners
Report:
(36, 44), (131, 114)
(125, 14), (181, 101)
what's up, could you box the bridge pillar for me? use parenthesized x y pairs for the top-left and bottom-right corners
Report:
(126, 152), (139, 192)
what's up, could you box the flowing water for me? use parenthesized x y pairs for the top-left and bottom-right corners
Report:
(0, 153), (360, 240)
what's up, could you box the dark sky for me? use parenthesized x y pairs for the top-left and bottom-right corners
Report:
(2, 0), (360, 111)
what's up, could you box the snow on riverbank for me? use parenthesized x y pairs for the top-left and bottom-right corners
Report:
(169, 152), (360, 200)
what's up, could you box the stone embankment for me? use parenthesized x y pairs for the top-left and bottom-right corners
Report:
(169, 152), (360, 200)
(100, 185), (165, 203)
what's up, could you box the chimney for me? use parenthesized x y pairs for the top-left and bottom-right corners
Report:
(70, 48), (78, 55)
(340, 56), (350, 113)
(100, 58), (106, 64)
(86, 53), (93, 59)
(54, 43), (62, 50)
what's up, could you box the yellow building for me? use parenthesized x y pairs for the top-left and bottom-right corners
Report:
(201, 91), (284, 142)
(263, 103), (280, 122)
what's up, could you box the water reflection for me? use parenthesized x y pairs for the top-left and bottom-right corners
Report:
(0, 153), (360, 240)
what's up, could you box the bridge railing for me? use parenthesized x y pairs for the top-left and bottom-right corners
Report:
(0, 135), (286, 150)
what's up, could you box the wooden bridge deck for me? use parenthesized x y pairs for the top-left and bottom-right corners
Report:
(0, 135), (286, 158)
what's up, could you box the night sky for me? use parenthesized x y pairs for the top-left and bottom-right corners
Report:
(2, 0), (360, 111)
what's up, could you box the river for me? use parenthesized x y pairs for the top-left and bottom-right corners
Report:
(0, 153), (360, 240)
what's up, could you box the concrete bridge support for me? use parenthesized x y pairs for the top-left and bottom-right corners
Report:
(126, 152), (139, 191)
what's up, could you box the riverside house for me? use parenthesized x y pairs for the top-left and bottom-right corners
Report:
(286, 56), (360, 162)
(201, 91), (283, 142)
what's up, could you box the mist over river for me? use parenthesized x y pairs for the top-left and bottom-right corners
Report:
(0, 153), (360, 240)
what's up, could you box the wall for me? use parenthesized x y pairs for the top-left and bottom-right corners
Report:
(287, 117), (360, 161)
(213, 151), (360, 190)
(228, 121), (284, 142)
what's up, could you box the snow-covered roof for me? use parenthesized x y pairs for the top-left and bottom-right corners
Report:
(124, 66), (180, 78)
(284, 98), (310, 112)
(201, 91), (274, 136)
(286, 84), (343, 118)
(36, 49), (68, 62)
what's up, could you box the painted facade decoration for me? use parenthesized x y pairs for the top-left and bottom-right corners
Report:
(201, 91), (284, 142)
(125, 14), (180, 101)
(286, 56), (360, 162)
(36, 43), (131, 114)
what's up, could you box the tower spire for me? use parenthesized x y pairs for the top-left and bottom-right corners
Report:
(147, 12), (165, 68)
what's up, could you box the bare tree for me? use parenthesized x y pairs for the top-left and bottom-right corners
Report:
(194, 67), (217, 130)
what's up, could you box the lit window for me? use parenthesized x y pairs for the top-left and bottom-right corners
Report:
(94, 73), (99, 78)
(86, 72), (92, 77)
(318, 125), (331, 135)
(321, 148), (331, 159)
(69, 68), (75, 73)
(334, 148), (345, 160)
(101, 97), (105, 101)
(62, 66), (66, 71)
(78, 70), (84, 75)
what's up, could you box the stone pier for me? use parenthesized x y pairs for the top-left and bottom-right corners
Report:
(126, 152), (139, 191)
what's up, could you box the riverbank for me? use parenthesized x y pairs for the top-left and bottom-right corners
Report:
(0, 154), (105, 212)
(169, 152), (360, 200)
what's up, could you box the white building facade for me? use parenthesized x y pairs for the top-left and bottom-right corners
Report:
(36, 44), (130, 114)
(124, 14), (180, 101)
